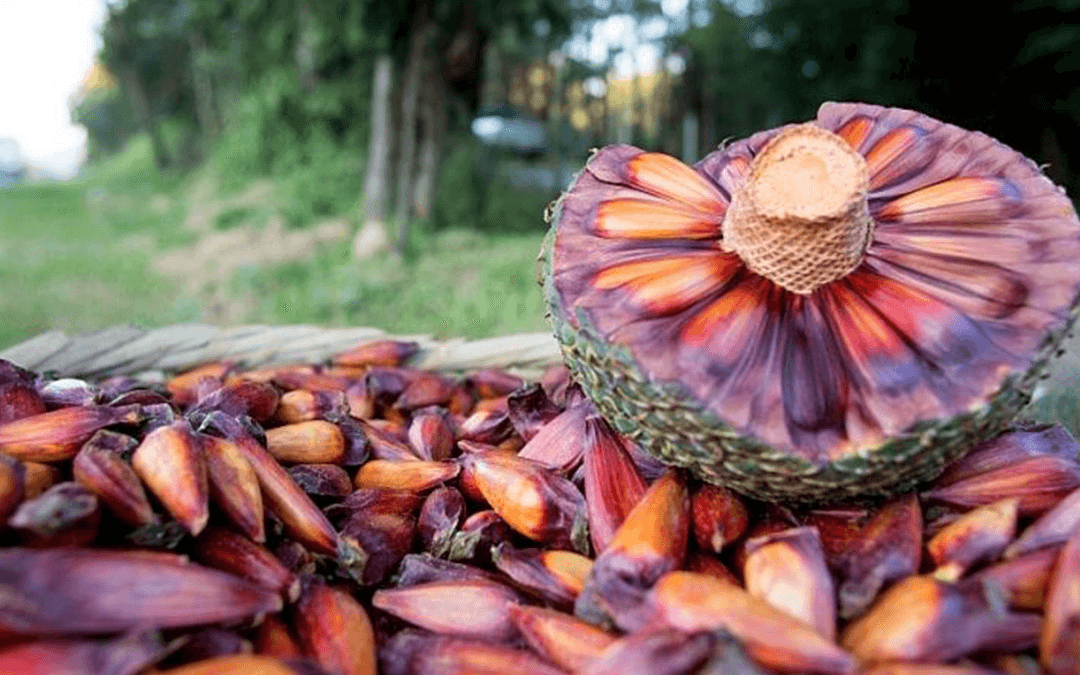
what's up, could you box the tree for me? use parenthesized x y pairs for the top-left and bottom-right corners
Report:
(354, 55), (395, 257)
(99, 0), (195, 169)
(352, 0), (571, 257)
(752, 0), (1080, 195)
(677, 3), (781, 155)
(898, 0), (1080, 195)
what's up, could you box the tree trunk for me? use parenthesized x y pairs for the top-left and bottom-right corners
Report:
(699, 70), (717, 157)
(121, 65), (171, 170)
(353, 54), (395, 259)
(189, 31), (221, 141)
(481, 39), (505, 111)
(392, 6), (431, 256)
(412, 59), (446, 222)
(294, 3), (317, 91)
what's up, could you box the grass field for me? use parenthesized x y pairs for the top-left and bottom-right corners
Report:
(0, 138), (552, 351)
(0, 155), (191, 349)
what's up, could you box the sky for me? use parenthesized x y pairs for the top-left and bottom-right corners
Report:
(0, 0), (107, 179)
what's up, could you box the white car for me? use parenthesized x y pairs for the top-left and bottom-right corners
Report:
(470, 106), (547, 156)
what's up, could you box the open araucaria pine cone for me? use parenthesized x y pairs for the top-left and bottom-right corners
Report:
(541, 101), (1080, 504)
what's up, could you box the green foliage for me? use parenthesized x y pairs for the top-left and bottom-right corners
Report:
(214, 206), (266, 231)
(754, 0), (917, 120)
(275, 133), (364, 228)
(679, 5), (782, 145)
(73, 90), (139, 160)
(98, 0), (200, 168)
(211, 89), (287, 185)
(434, 140), (555, 235)
(79, 135), (186, 195)
(95, 0), (377, 171)
(433, 141), (483, 231)
(213, 75), (363, 179)
(479, 181), (554, 235)
(211, 88), (363, 229)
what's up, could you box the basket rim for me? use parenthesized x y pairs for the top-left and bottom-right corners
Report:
(0, 323), (563, 380)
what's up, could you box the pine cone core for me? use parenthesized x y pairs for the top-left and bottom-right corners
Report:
(722, 123), (873, 294)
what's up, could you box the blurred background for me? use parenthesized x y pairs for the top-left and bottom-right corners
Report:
(1, 0), (1079, 353)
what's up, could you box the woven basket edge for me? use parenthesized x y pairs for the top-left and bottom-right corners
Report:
(2, 324), (564, 379)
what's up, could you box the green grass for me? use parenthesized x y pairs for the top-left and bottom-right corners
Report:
(0, 135), (552, 351)
(232, 228), (549, 339)
(0, 140), (197, 348)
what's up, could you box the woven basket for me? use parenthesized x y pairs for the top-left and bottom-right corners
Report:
(0, 324), (563, 381)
